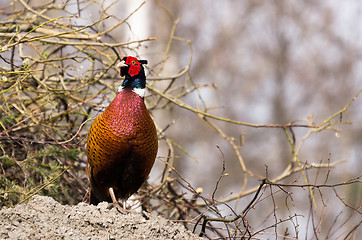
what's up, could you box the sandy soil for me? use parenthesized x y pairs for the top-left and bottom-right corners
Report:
(0, 195), (203, 240)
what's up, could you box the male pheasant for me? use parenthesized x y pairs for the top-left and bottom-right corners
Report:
(86, 56), (158, 206)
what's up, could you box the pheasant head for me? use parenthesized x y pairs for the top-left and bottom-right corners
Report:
(117, 56), (148, 98)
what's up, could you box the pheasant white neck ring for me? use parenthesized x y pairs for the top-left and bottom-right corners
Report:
(118, 86), (146, 98)
(133, 87), (145, 98)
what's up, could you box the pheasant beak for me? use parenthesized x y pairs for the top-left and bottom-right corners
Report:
(116, 61), (127, 68)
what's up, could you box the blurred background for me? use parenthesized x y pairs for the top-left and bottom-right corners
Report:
(0, 0), (361, 239)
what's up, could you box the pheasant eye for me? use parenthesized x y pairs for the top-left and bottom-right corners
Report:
(131, 60), (137, 65)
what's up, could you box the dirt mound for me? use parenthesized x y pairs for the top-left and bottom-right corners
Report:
(0, 195), (202, 240)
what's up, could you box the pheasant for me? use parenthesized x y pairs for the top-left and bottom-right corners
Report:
(86, 56), (158, 208)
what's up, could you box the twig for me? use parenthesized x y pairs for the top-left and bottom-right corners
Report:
(284, 128), (317, 209)
(198, 179), (267, 237)
(16, 163), (75, 206)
